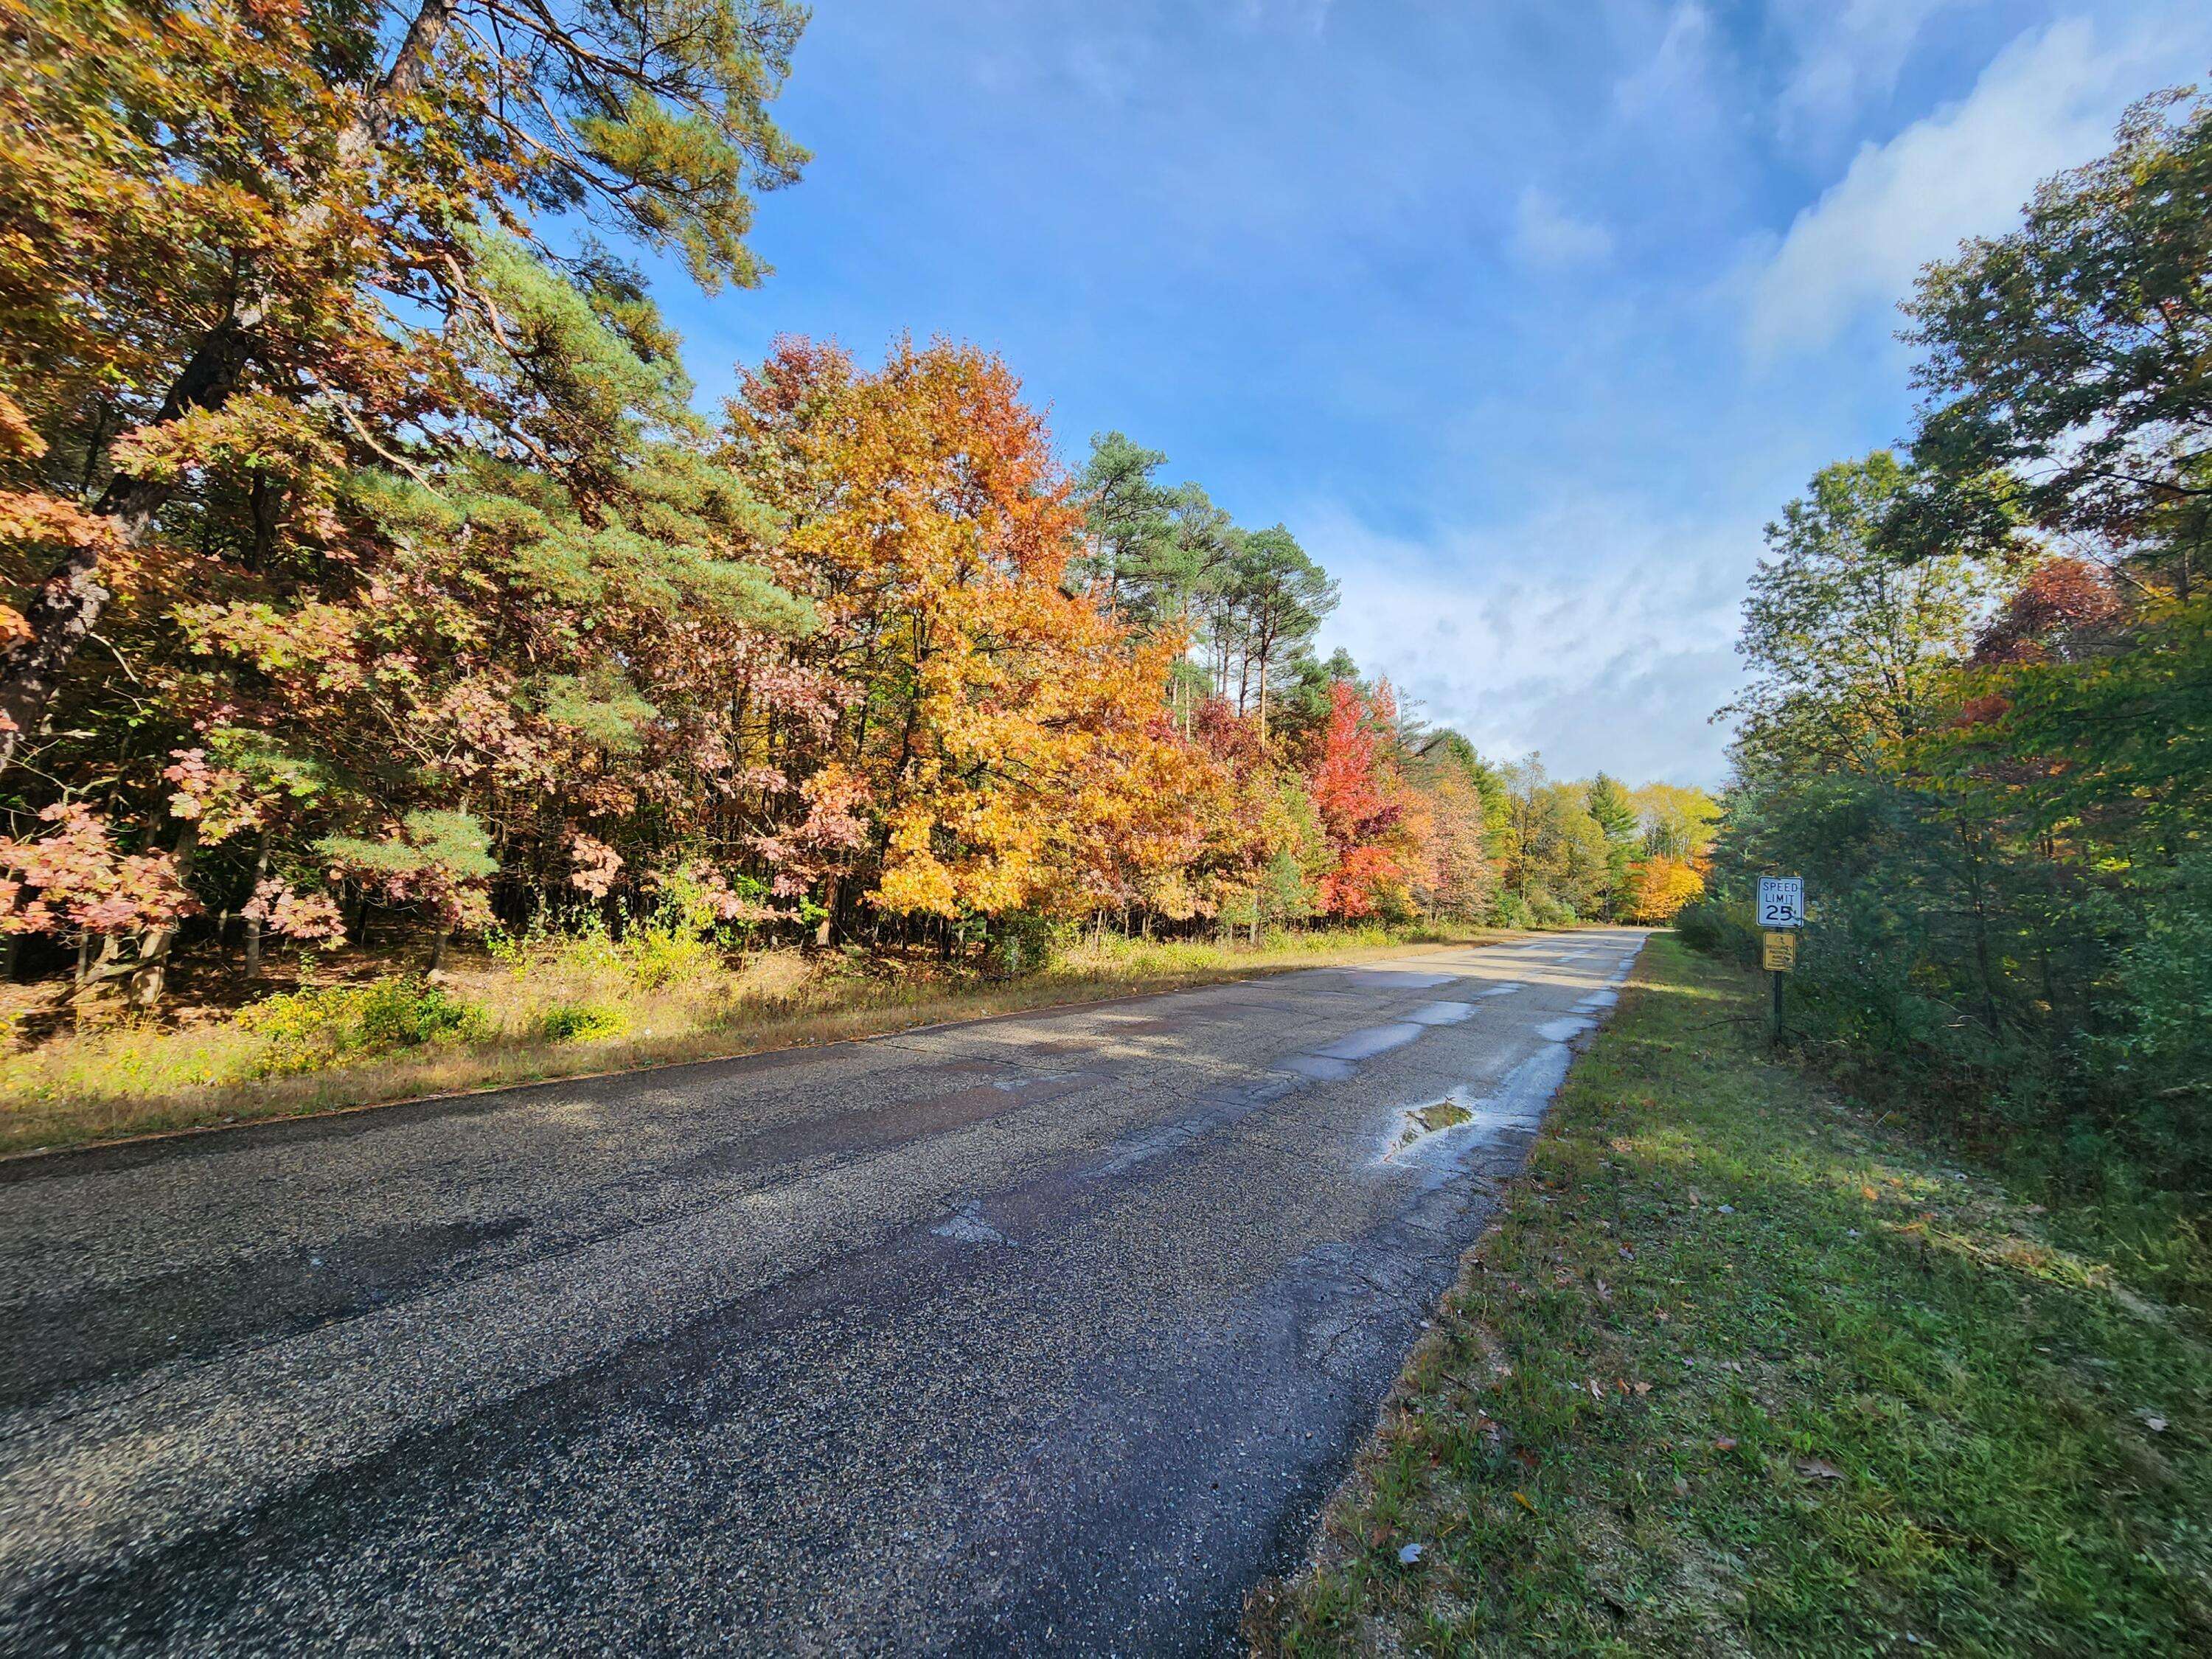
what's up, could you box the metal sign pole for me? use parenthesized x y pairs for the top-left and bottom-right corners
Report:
(1757, 875), (1802, 1047)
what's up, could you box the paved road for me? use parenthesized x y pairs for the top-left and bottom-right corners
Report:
(0, 928), (1648, 1655)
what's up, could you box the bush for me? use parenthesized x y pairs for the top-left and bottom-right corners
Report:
(1489, 892), (1535, 931)
(2101, 852), (2212, 1097)
(1672, 895), (1753, 959)
(984, 911), (1068, 977)
(355, 978), (484, 1047)
(237, 978), (487, 1076)
(530, 1003), (629, 1043)
(619, 923), (717, 992)
(1528, 891), (1580, 930)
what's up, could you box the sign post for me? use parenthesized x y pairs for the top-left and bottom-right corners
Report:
(1756, 877), (1804, 1045)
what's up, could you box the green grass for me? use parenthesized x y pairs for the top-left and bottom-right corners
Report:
(1250, 934), (2212, 1656)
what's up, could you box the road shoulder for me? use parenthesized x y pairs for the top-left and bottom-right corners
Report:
(1246, 933), (2212, 1655)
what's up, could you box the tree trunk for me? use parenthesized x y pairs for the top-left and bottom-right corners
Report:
(74, 931), (127, 1020)
(0, 0), (459, 773)
(243, 827), (271, 978)
(815, 875), (838, 947)
(128, 818), (201, 1009)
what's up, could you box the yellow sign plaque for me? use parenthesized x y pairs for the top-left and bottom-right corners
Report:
(1762, 930), (1797, 972)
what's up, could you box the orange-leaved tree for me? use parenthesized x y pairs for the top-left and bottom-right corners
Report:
(723, 338), (1203, 928)
(1309, 680), (1415, 918)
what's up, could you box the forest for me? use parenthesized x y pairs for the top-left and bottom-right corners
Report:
(0, 0), (1711, 1112)
(1683, 85), (2212, 1228)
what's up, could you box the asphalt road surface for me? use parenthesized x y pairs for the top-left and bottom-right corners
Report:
(0, 927), (1649, 1656)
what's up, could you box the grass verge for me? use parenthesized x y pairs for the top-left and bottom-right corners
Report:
(1248, 933), (2212, 1656)
(0, 925), (1514, 1158)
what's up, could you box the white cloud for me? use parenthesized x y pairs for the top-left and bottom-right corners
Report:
(1614, 2), (1720, 120)
(1512, 187), (1614, 268)
(1774, 0), (1963, 143)
(1299, 498), (1754, 786)
(1743, 10), (2203, 361)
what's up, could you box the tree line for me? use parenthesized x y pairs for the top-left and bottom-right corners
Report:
(1685, 86), (2212, 1198)
(0, 0), (1711, 1012)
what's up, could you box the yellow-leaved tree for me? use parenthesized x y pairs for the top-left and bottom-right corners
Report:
(722, 338), (1203, 925)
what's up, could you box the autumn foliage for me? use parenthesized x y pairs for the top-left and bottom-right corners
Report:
(0, 1), (1707, 1011)
(1310, 682), (1411, 918)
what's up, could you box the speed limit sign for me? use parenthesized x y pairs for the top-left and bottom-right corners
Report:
(1758, 876), (1804, 929)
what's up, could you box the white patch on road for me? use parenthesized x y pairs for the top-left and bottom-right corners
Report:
(931, 1202), (1012, 1246)
(1405, 1001), (1476, 1026)
(1480, 982), (1524, 998)
(1312, 1023), (1428, 1062)
(1576, 990), (1618, 1012)
(1335, 969), (1460, 990)
(1536, 1016), (1596, 1043)
(1374, 1048), (1572, 1179)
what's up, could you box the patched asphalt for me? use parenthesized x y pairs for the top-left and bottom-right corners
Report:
(0, 928), (1648, 1655)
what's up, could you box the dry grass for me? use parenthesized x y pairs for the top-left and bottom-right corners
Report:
(0, 922), (1516, 1158)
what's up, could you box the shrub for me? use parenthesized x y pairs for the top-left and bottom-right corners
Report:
(354, 978), (485, 1047)
(1489, 892), (1534, 931)
(1528, 890), (1579, 930)
(620, 923), (717, 992)
(984, 911), (1068, 977)
(530, 1003), (629, 1043)
(237, 978), (487, 1076)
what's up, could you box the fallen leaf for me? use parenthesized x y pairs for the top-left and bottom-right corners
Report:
(1633, 1380), (1652, 1396)
(2136, 1410), (2168, 1434)
(1397, 1542), (1425, 1565)
(1714, 1438), (1738, 1452)
(1795, 1459), (1845, 1481)
(1512, 1489), (1535, 1512)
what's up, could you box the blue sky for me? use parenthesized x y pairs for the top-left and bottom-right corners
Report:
(652, 0), (2212, 787)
